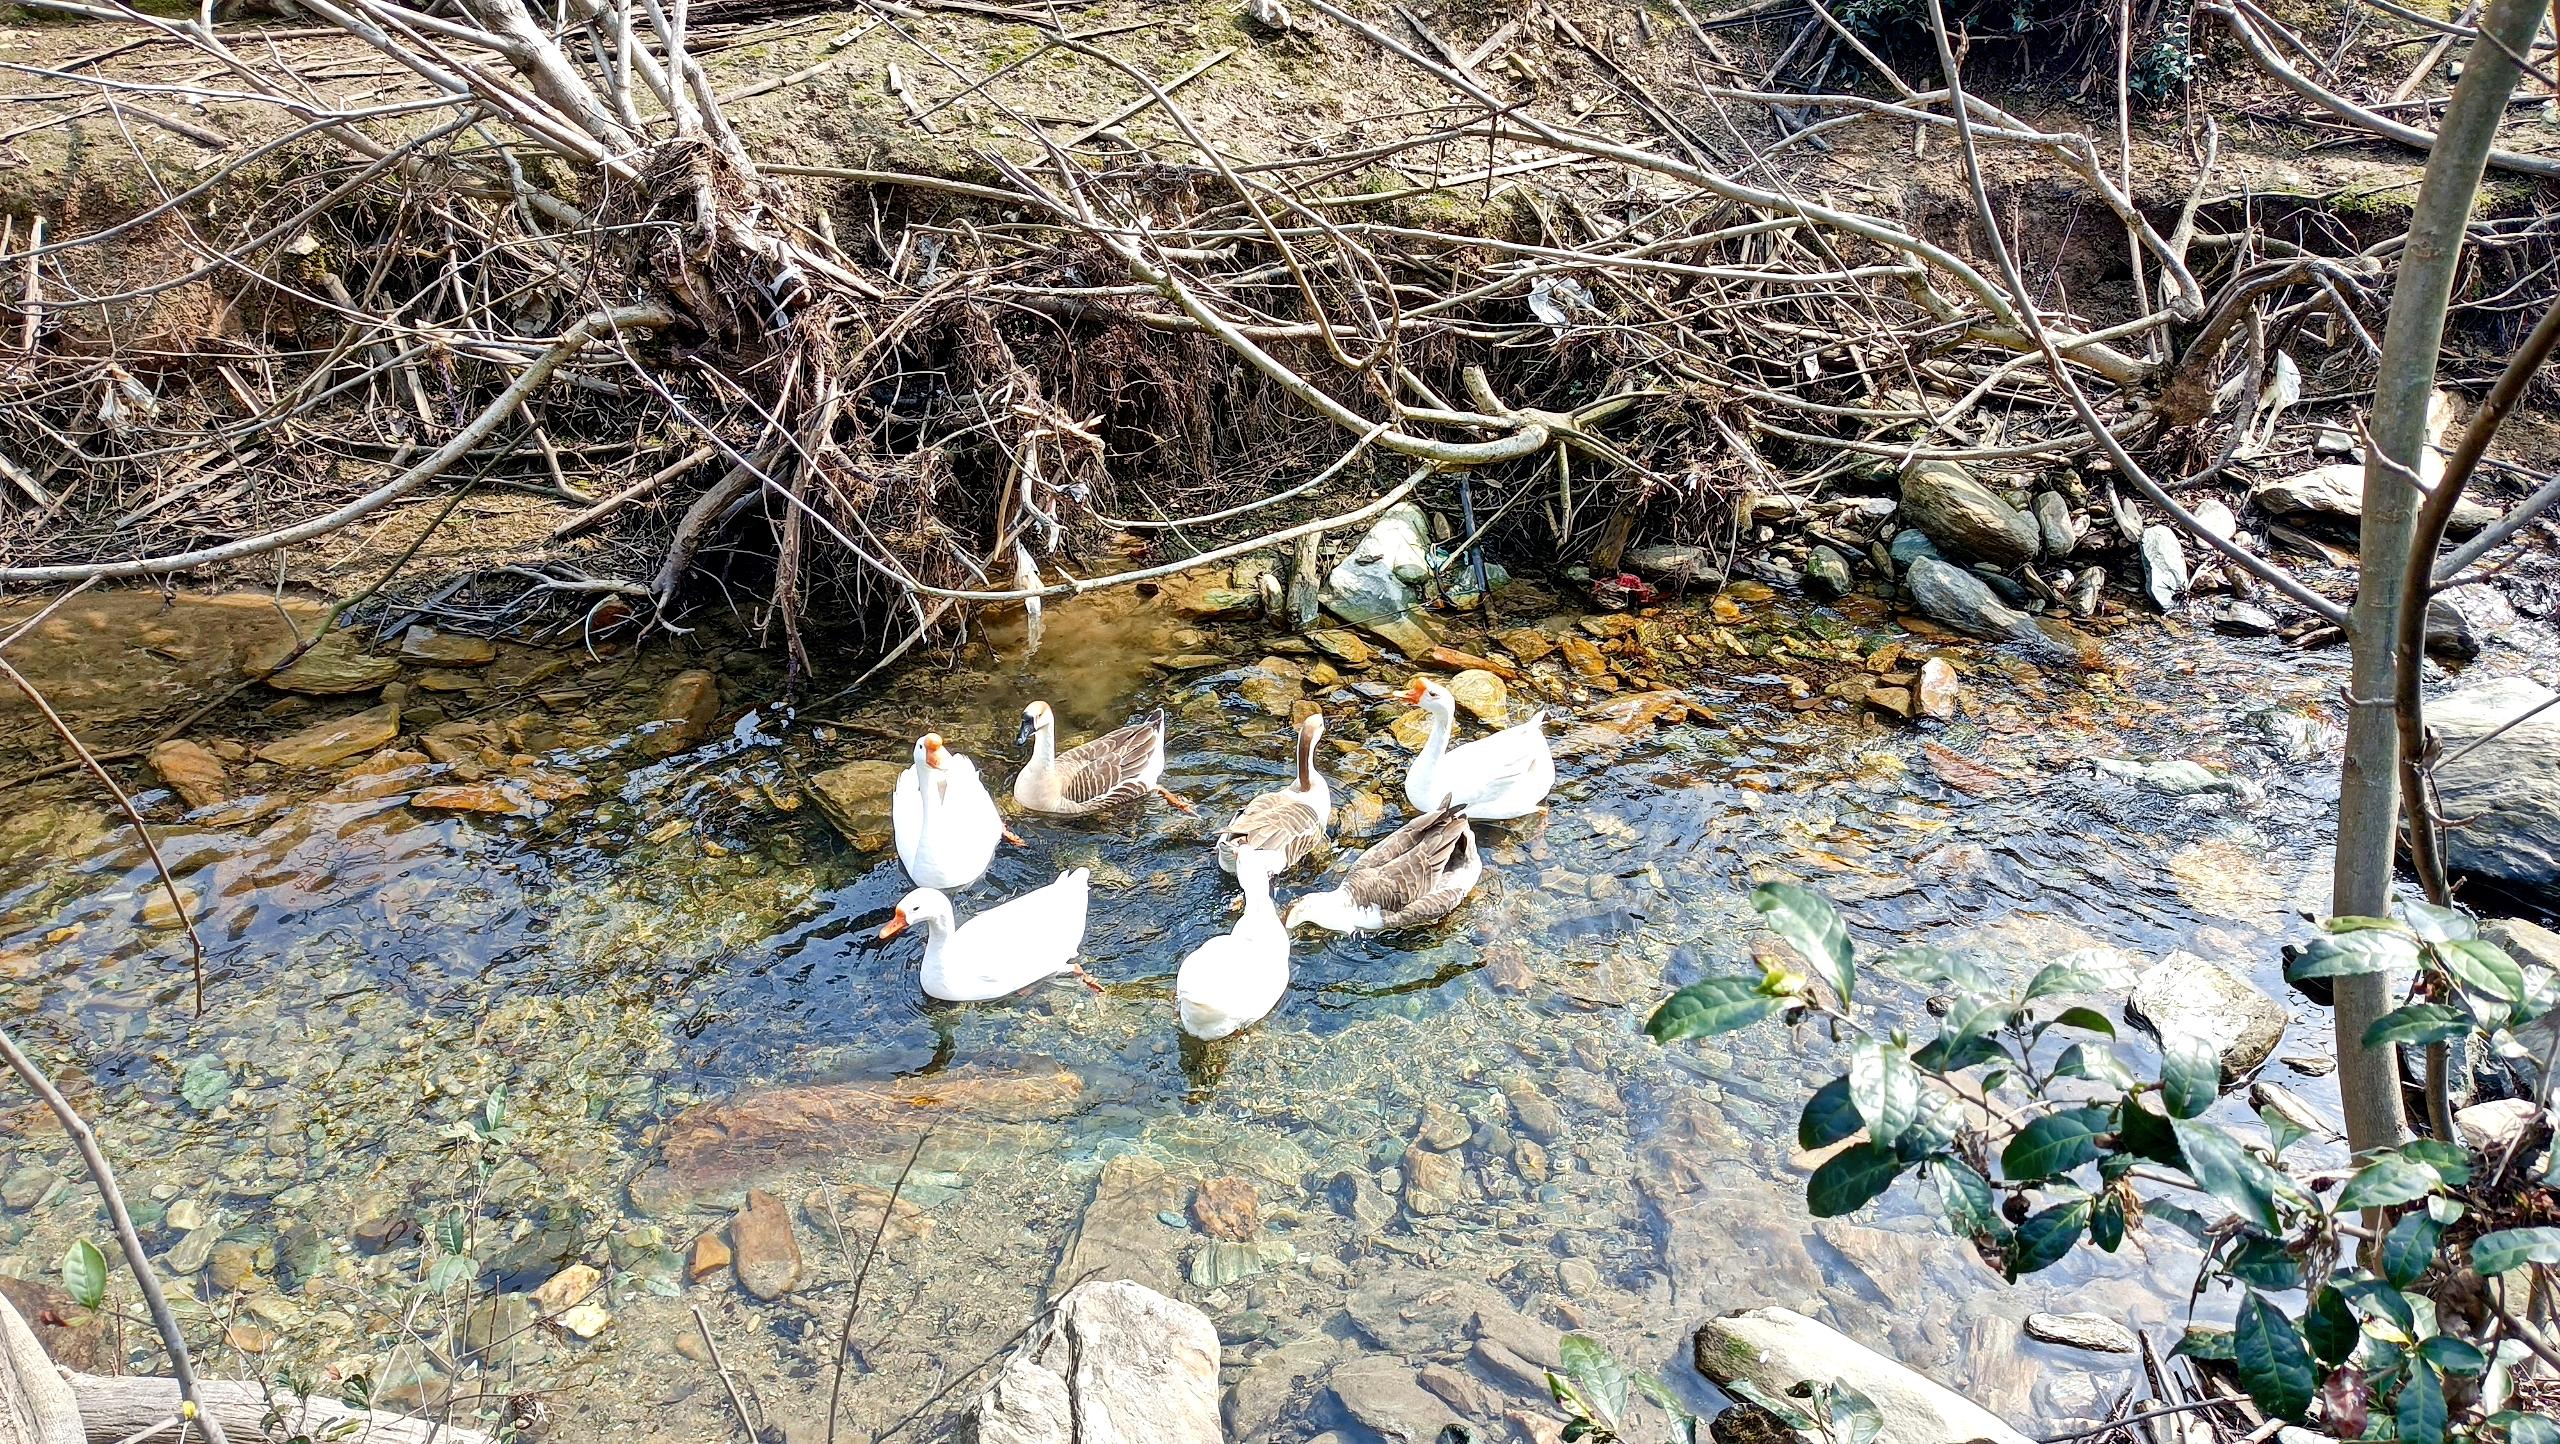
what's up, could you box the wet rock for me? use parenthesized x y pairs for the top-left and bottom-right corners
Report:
(147, 740), (230, 810)
(411, 782), (542, 818)
(806, 759), (905, 853)
(1804, 545), (1853, 601)
(1494, 628), (1556, 665)
(2254, 463), (2498, 535)
(460, 1293), (538, 1365)
(2140, 525), (2189, 611)
(636, 1059), (1103, 1210)
(730, 1190), (802, 1301)
(642, 668), (721, 757)
(2425, 589), (2518, 660)
(1472, 1304), (1564, 1382)
(2486, 918), (2560, 975)
(1237, 666), (1303, 717)
(399, 627), (497, 667)
(1404, 1146), (1461, 1216)
(958, 1280), (1220, 1444)
(1306, 629), (1372, 667)
(1865, 685), (1914, 720)
(1557, 635), (1609, 679)
(257, 702), (400, 769)
(2430, 678), (2560, 888)
(1325, 504), (1434, 625)
(2127, 952), (2287, 1079)
(1888, 528), (1942, 573)
(1187, 1239), (1284, 1290)
(2214, 602), (2281, 635)
(1627, 543), (1718, 584)
(206, 1241), (258, 1292)
(1416, 1363), (1503, 1419)
(1417, 1101), (1469, 1151)
(247, 633), (400, 695)
(168, 1227), (218, 1275)
(1191, 1177), (1261, 1242)
(1898, 461), (2041, 565)
(1175, 586), (1260, 622)
(275, 1222), (324, 1293)
(2068, 566), (2103, 617)
(1330, 1356), (1461, 1440)
(1344, 1271), (1503, 1353)
(2032, 492), (2079, 558)
(2089, 757), (2240, 796)
(2024, 1312), (2139, 1354)
(1507, 1084), (1564, 1143)
(532, 1262), (601, 1316)
(1915, 658), (1959, 721)
(1447, 670), (1507, 726)
(350, 1212), (417, 1255)
(1052, 1155), (1185, 1297)
(1905, 558), (2028, 641)
(1424, 645), (1517, 679)
(1326, 1170), (1392, 1233)
(1695, 1307), (2034, 1444)
(687, 1230), (731, 1282)
(1362, 613), (1439, 659)
(2249, 1081), (2337, 1140)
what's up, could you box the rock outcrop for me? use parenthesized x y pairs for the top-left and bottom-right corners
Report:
(2430, 678), (2560, 889)
(1694, 1307), (2033, 1444)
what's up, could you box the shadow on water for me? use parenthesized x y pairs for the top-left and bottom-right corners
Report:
(0, 578), (2381, 1440)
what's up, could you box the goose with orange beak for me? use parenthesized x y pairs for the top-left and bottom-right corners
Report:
(878, 869), (1095, 1002)
(1397, 677), (1553, 820)
(893, 732), (1007, 890)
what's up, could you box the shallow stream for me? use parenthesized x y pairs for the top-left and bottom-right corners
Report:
(0, 575), (2378, 1442)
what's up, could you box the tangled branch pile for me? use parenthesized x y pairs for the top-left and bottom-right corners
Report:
(0, 0), (2553, 669)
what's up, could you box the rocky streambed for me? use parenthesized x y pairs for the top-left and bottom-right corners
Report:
(0, 543), (2551, 1442)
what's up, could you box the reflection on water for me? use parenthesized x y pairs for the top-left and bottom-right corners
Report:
(0, 580), (2355, 1441)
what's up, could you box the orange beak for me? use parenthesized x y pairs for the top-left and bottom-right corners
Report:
(1400, 679), (1427, 705)
(877, 908), (909, 940)
(922, 734), (949, 768)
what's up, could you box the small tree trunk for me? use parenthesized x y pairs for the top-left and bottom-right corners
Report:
(2330, 0), (2544, 1158)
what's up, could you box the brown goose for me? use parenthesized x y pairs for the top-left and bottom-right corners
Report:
(1216, 712), (1331, 873)
(1281, 802), (1482, 934)
(1014, 702), (1189, 816)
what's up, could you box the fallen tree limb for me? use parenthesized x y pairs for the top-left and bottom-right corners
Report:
(63, 1374), (495, 1444)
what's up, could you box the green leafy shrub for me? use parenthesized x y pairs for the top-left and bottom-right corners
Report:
(1646, 884), (2560, 1442)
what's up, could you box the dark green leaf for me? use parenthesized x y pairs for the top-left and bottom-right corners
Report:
(2225, 1235), (2303, 1290)
(1877, 945), (1992, 994)
(60, 1240), (105, 1311)
(1648, 978), (1784, 1042)
(1806, 1143), (1903, 1217)
(1799, 1076), (1861, 1150)
(2417, 1336), (2486, 1375)
(2472, 1227), (2560, 1276)
(2002, 1106), (2113, 1182)
(2172, 1117), (2284, 1234)
(2341, 1280), (2416, 1333)
(1894, 1087), (1967, 1163)
(2160, 1033), (2219, 1119)
(1557, 1335), (1629, 1430)
(2362, 1004), (2469, 1050)
(1827, 1386), (1885, 1444)
(2491, 1414), (2560, 1444)
(2044, 1006), (2117, 1038)
(2173, 1327), (2235, 1362)
(2338, 1153), (2444, 1210)
(2384, 1209), (2443, 1290)
(2235, 1291), (2315, 1424)
(2287, 929), (2420, 981)
(2258, 1106), (2310, 1160)
(2397, 1361), (2446, 1444)
(1848, 1039), (1921, 1150)
(2117, 1098), (2183, 1167)
(2025, 954), (2137, 1001)
(1938, 1159), (2002, 1244)
(2325, 915), (2408, 933)
(2007, 1198), (2089, 1278)
(1754, 883), (1853, 1005)
(2089, 1193), (2125, 1252)
(2404, 1138), (2473, 1188)
(178, 1054), (229, 1113)
(2399, 900), (2477, 944)
(2146, 1198), (2214, 1242)
(2438, 939), (2525, 1003)
(2304, 1286), (2357, 1367)
(2055, 1042), (2138, 1089)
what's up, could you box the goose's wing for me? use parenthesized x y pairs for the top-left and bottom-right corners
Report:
(1388, 821), (1481, 925)
(1345, 804), (1469, 911)
(977, 867), (1091, 941)
(1220, 789), (1326, 864)
(1441, 711), (1550, 795)
(1054, 710), (1166, 808)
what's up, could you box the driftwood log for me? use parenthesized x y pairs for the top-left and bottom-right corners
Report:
(62, 1376), (496, 1444)
(0, 1292), (79, 1444)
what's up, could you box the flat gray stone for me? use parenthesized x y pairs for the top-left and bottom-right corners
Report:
(2023, 1312), (2139, 1354)
(2127, 951), (2288, 1079)
(2431, 678), (2560, 889)
(1695, 1307), (2033, 1444)
(1899, 462), (2041, 565)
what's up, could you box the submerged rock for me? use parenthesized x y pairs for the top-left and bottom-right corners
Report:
(258, 703), (401, 769)
(729, 1190), (801, 1301)
(246, 632), (399, 695)
(147, 739), (230, 810)
(2127, 952), (2287, 1079)
(2430, 677), (2560, 889)
(807, 759), (904, 851)
(632, 1059), (1105, 1210)
(1695, 1307), (2033, 1444)
(641, 668), (721, 757)
(1189, 1176), (1260, 1241)
(1804, 545), (1853, 601)
(957, 1281), (1221, 1444)
(1898, 461), (2041, 565)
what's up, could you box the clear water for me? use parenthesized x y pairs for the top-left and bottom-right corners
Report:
(0, 582), (2358, 1442)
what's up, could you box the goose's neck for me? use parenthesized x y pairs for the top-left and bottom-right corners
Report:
(1293, 727), (1327, 802)
(1415, 705), (1454, 777)
(1238, 873), (1282, 938)
(917, 761), (942, 819)
(1029, 721), (1056, 774)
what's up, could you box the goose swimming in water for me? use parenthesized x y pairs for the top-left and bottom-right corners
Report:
(1013, 703), (1190, 816)
(1282, 802), (1482, 934)
(1215, 711), (1331, 873)
(1398, 678), (1553, 820)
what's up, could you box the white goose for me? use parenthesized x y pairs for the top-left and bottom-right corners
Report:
(893, 733), (1006, 890)
(1399, 677), (1554, 820)
(1215, 712), (1331, 873)
(1176, 849), (1290, 1040)
(878, 870), (1095, 1002)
